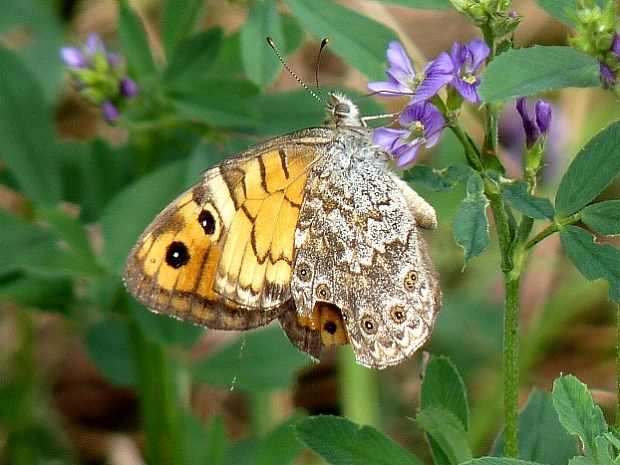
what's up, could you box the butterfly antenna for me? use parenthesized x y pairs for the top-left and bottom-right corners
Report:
(267, 36), (325, 105)
(314, 38), (330, 103)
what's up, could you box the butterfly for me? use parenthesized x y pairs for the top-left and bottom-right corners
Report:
(124, 92), (441, 369)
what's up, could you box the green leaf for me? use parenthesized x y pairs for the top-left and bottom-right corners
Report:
(253, 415), (305, 465)
(405, 164), (472, 192)
(284, 0), (398, 80)
(534, 0), (608, 28)
(295, 416), (424, 465)
(192, 326), (311, 391)
(100, 161), (188, 276)
(0, 0), (63, 100)
(0, 46), (61, 204)
(581, 201), (620, 236)
(205, 415), (228, 465)
(479, 46), (600, 102)
(0, 273), (73, 312)
(502, 181), (555, 220)
(420, 356), (469, 429)
(452, 175), (490, 264)
(164, 28), (223, 86)
(169, 79), (261, 128)
(118, 2), (156, 76)
(240, 0), (284, 88)
(493, 389), (578, 464)
(85, 316), (136, 386)
(161, 0), (209, 54)
(373, 0), (451, 8)
(556, 121), (620, 217)
(552, 374), (607, 458)
(560, 225), (620, 302)
(463, 459), (546, 465)
(415, 407), (473, 464)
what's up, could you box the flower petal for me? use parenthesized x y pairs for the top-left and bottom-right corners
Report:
(102, 100), (119, 121)
(535, 100), (552, 134)
(120, 77), (139, 98)
(60, 47), (87, 68)
(411, 53), (453, 103)
(611, 33), (620, 59)
(466, 39), (490, 71)
(386, 41), (415, 77)
(453, 77), (482, 103)
(395, 145), (420, 168)
(86, 32), (104, 55)
(373, 127), (408, 152)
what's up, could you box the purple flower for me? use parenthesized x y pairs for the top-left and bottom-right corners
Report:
(374, 102), (445, 168)
(447, 39), (490, 103)
(611, 33), (620, 57)
(60, 47), (87, 69)
(102, 101), (119, 122)
(516, 97), (552, 148)
(367, 41), (452, 103)
(599, 32), (620, 88)
(120, 77), (139, 98)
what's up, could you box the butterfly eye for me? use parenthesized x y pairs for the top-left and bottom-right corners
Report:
(404, 269), (418, 291)
(390, 306), (407, 324)
(198, 209), (216, 235)
(165, 241), (190, 269)
(334, 102), (350, 116)
(361, 315), (378, 334)
(315, 284), (331, 300)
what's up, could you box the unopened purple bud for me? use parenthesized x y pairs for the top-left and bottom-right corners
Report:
(534, 100), (552, 134)
(120, 77), (139, 98)
(599, 62), (616, 87)
(86, 32), (104, 55)
(102, 100), (119, 121)
(611, 33), (620, 60)
(60, 47), (87, 68)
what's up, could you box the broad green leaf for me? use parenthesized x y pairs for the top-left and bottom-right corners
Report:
(161, 0), (209, 54)
(0, 46), (61, 204)
(240, 0), (284, 88)
(0, 273), (73, 312)
(295, 416), (424, 465)
(192, 326), (311, 391)
(37, 206), (103, 277)
(169, 79), (261, 128)
(535, 0), (608, 28)
(405, 164), (472, 192)
(463, 459), (545, 465)
(581, 200), (620, 236)
(479, 46), (599, 102)
(560, 225), (620, 302)
(164, 28), (223, 86)
(129, 300), (204, 348)
(452, 175), (490, 264)
(420, 356), (469, 429)
(285, 0), (398, 80)
(118, 2), (156, 76)
(493, 389), (578, 464)
(281, 14), (305, 56)
(253, 415), (305, 465)
(85, 316), (136, 386)
(556, 121), (620, 217)
(552, 374), (607, 458)
(502, 180), (555, 220)
(415, 407), (473, 464)
(100, 161), (188, 275)
(373, 0), (451, 8)
(0, 0), (63, 99)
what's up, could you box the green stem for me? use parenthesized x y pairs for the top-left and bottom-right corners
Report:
(338, 346), (381, 428)
(617, 304), (620, 430)
(449, 124), (484, 172)
(503, 275), (520, 457)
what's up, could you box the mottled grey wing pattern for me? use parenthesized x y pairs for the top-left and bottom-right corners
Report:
(289, 127), (442, 369)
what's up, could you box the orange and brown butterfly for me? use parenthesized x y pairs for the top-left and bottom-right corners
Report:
(124, 92), (441, 369)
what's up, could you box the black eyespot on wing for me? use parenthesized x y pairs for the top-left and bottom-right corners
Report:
(198, 209), (216, 235)
(316, 284), (331, 300)
(296, 263), (312, 281)
(404, 269), (418, 291)
(165, 241), (190, 269)
(324, 320), (337, 334)
(361, 315), (378, 334)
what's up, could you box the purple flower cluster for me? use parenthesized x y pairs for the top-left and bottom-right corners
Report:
(368, 40), (490, 168)
(61, 33), (138, 122)
(515, 97), (551, 149)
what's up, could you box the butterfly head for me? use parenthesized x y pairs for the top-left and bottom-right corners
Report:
(325, 92), (361, 128)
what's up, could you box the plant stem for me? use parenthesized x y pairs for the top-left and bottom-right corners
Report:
(617, 304), (620, 430)
(338, 346), (381, 428)
(503, 275), (520, 457)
